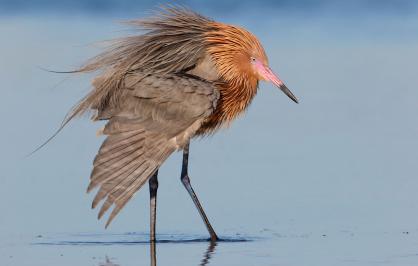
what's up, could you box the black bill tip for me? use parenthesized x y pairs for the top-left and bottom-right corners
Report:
(280, 84), (299, 104)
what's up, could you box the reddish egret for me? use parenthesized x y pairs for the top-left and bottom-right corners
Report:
(65, 7), (298, 242)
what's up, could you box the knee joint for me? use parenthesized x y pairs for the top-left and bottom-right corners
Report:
(149, 178), (159, 191)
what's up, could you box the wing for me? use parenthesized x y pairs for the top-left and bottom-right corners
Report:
(88, 73), (219, 227)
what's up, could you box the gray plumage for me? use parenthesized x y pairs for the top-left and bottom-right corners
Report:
(71, 7), (216, 119)
(59, 7), (223, 227)
(88, 73), (219, 227)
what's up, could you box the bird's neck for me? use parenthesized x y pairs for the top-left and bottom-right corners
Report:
(198, 76), (258, 134)
(219, 76), (258, 120)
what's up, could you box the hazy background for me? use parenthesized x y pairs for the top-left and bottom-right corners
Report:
(1, 1), (418, 265)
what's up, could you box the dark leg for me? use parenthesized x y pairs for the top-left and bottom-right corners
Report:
(149, 170), (159, 242)
(181, 142), (219, 242)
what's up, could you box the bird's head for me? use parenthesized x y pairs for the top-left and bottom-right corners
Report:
(206, 23), (298, 103)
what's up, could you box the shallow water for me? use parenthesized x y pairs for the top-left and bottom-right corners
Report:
(3, 231), (418, 265)
(1, 5), (418, 266)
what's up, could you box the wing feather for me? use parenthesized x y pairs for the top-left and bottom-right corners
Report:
(87, 73), (219, 227)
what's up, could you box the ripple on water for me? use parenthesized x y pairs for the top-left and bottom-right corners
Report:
(33, 232), (255, 246)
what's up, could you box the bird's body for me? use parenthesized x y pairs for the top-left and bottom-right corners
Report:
(67, 7), (297, 240)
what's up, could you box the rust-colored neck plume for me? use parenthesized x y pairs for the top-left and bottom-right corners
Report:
(198, 22), (267, 134)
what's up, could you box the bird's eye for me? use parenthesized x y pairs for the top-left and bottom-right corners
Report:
(251, 57), (256, 63)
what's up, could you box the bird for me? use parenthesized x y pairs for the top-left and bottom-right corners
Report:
(63, 6), (298, 242)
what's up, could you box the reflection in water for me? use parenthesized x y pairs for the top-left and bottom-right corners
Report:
(34, 232), (250, 266)
(101, 241), (217, 266)
(150, 241), (156, 266)
(99, 256), (120, 266)
(198, 241), (217, 266)
(150, 241), (217, 266)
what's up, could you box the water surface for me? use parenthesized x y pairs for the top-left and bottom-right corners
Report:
(1, 5), (418, 266)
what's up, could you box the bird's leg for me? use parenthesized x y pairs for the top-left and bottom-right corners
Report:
(181, 142), (219, 242)
(149, 170), (159, 242)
